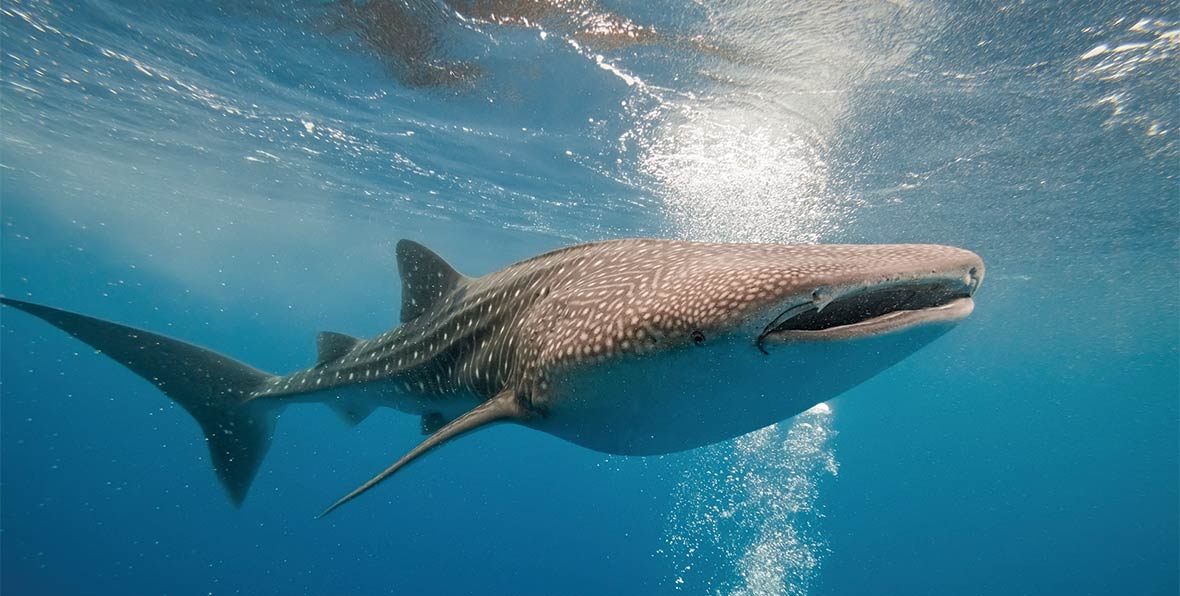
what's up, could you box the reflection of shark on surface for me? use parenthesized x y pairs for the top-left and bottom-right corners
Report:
(2, 238), (983, 516)
(327, 0), (721, 87)
(445, 0), (663, 48)
(325, 0), (480, 87)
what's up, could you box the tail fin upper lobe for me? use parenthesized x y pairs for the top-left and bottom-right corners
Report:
(1, 297), (278, 505)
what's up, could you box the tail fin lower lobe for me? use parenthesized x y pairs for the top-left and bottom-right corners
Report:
(1, 297), (278, 505)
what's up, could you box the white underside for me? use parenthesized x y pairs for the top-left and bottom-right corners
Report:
(532, 320), (958, 455)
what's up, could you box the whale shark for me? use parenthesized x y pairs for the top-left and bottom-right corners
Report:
(0, 238), (984, 516)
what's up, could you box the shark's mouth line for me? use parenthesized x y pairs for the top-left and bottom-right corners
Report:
(756, 280), (974, 352)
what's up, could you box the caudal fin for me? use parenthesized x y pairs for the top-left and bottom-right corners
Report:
(1, 297), (278, 505)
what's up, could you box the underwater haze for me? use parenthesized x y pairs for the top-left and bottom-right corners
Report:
(1, 1), (1177, 595)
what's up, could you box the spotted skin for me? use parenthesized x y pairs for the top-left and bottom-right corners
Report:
(254, 239), (981, 420)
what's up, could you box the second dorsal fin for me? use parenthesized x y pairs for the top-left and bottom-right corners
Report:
(396, 239), (466, 323)
(316, 331), (360, 366)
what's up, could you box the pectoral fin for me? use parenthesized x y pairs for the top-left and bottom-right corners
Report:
(318, 389), (526, 518)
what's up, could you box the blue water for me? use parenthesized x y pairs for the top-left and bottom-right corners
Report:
(1, 1), (1177, 594)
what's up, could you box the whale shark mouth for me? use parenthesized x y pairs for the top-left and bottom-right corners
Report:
(757, 279), (975, 349)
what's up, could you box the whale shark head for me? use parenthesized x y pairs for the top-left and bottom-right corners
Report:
(520, 241), (985, 454)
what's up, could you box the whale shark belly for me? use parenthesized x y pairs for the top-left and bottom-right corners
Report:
(533, 324), (954, 455)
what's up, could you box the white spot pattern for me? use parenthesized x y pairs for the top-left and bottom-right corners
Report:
(251, 239), (979, 410)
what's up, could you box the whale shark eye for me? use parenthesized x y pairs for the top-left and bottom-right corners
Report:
(691, 330), (705, 345)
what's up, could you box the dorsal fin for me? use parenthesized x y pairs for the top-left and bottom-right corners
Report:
(396, 239), (466, 323)
(316, 331), (360, 366)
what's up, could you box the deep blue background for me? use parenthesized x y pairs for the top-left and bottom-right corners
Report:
(2, 1), (1176, 594)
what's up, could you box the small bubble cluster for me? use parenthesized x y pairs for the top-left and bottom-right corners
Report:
(663, 404), (839, 595)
